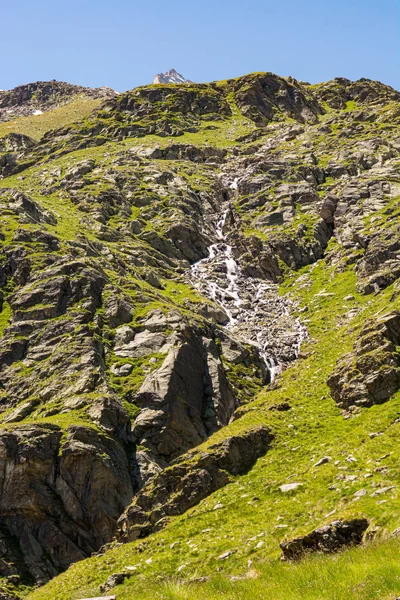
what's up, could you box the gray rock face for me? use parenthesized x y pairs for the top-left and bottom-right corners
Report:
(0, 133), (36, 153)
(100, 571), (132, 592)
(311, 77), (400, 109)
(0, 424), (132, 584)
(280, 518), (369, 560)
(355, 224), (400, 294)
(132, 324), (238, 483)
(117, 426), (272, 542)
(1, 189), (57, 226)
(114, 327), (170, 358)
(232, 73), (324, 126)
(328, 311), (400, 410)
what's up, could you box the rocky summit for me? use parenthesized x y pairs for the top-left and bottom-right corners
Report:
(153, 69), (192, 84)
(0, 71), (399, 600)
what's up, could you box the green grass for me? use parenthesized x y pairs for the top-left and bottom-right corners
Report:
(26, 248), (400, 600)
(0, 97), (103, 141)
(97, 538), (400, 599)
(1, 73), (400, 600)
(0, 300), (12, 337)
(344, 100), (358, 111)
(27, 536), (400, 600)
(139, 537), (400, 600)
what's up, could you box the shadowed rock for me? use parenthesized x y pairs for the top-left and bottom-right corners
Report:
(328, 311), (400, 410)
(280, 518), (369, 560)
(117, 426), (272, 542)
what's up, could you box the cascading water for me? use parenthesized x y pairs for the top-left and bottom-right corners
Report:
(190, 202), (307, 382)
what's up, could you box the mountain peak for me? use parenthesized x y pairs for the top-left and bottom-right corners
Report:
(153, 68), (193, 84)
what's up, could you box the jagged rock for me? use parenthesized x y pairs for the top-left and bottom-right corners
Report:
(12, 228), (60, 250)
(143, 270), (163, 288)
(134, 143), (226, 164)
(320, 196), (339, 223)
(3, 399), (38, 423)
(117, 426), (272, 542)
(0, 133), (36, 152)
(232, 73), (324, 126)
(110, 363), (133, 376)
(114, 328), (171, 358)
(311, 77), (400, 109)
(280, 518), (369, 560)
(131, 326), (238, 469)
(104, 293), (133, 328)
(64, 159), (96, 181)
(1, 189), (57, 225)
(327, 311), (400, 410)
(0, 424), (132, 583)
(355, 224), (400, 294)
(86, 396), (131, 440)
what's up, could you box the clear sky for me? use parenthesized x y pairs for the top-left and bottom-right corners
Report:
(2, 0), (399, 92)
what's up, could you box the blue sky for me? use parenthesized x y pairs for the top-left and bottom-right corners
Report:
(2, 0), (399, 91)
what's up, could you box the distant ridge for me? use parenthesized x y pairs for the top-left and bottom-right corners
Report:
(0, 80), (118, 123)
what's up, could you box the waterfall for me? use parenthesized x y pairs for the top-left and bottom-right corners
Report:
(190, 204), (307, 383)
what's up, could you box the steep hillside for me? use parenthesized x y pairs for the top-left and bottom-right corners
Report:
(0, 80), (117, 122)
(0, 72), (399, 599)
(0, 81), (118, 148)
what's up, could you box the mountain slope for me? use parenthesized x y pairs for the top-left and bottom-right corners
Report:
(0, 80), (117, 122)
(0, 81), (118, 144)
(0, 72), (399, 599)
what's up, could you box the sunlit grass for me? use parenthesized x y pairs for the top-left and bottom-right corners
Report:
(0, 97), (103, 141)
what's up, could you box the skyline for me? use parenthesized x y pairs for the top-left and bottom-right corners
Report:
(2, 0), (399, 92)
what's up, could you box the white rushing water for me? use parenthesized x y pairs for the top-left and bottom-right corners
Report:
(190, 204), (307, 382)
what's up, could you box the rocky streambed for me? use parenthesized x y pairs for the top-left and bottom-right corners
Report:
(190, 198), (307, 381)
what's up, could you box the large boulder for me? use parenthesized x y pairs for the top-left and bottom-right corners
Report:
(280, 518), (369, 560)
(131, 324), (239, 484)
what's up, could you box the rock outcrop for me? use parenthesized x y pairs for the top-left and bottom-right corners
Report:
(0, 424), (133, 584)
(280, 518), (369, 560)
(117, 426), (272, 542)
(328, 311), (400, 410)
(0, 81), (117, 122)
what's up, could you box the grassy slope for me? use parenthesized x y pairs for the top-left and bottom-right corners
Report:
(26, 245), (400, 600)
(64, 538), (400, 600)
(0, 140), (221, 432)
(0, 97), (103, 140)
(0, 82), (397, 599)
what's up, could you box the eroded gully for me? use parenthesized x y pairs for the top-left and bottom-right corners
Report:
(189, 187), (307, 382)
